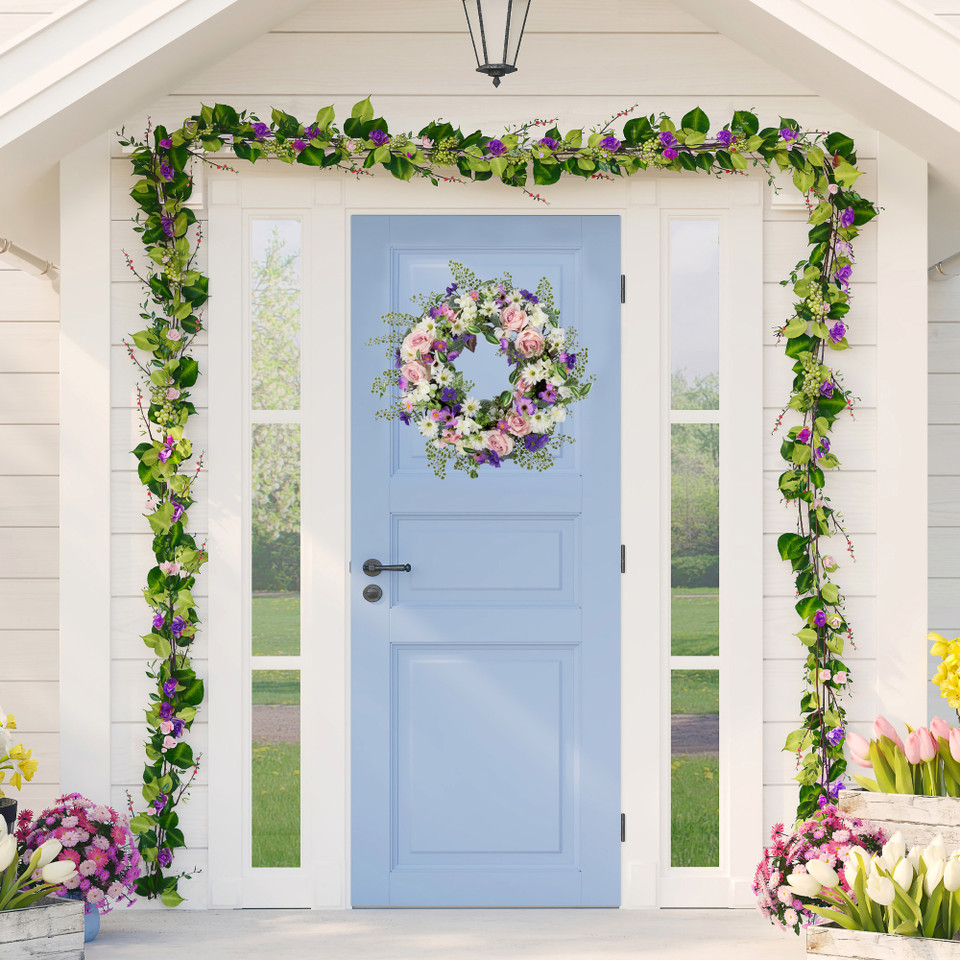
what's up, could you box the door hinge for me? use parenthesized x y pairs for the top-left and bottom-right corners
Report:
(620, 544), (625, 574)
(621, 813), (626, 842)
(620, 274), (626, 304)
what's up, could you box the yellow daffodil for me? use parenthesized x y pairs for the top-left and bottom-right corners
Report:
(0, 710), (38, 797)
(931, 633), (960, 713)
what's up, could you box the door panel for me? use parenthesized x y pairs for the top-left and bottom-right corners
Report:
(351, 215), (620, 906)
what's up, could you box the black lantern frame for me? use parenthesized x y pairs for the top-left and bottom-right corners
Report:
(461, 0), (532, 87)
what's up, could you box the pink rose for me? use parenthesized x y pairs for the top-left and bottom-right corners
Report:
(161, 735), (177, 752)
(166, 387), (181, 400)
(515, 328), (546, 358)
(500, 305), (528, 331)
(160, 720), (174, 735)
(166, 328), (182, 342)
(400, 361), (428, 384)
(505, 413), (532, 436)
(402, 328), (433, 358)
(484, 431), (515, 457)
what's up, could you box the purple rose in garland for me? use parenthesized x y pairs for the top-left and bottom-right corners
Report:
(538, 137), (559, 151)
(251, 121), (270, 139)
(486, 138), (507, 157)
(829, 321), (846, 343)
(839, 206), (856, 228)
(600, 135), (621, 151)
(820, 381), (834, 398)
(369, 129), (389, 146)
(715, 129), (733, 147)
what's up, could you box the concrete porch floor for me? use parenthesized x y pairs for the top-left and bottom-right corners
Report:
(86, 908), (807, 959)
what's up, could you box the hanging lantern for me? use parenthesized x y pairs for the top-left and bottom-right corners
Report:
(461, 0), (532, 87)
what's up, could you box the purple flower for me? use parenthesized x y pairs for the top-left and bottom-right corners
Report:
(252, 122), (270, 139)
(820, 381), (834, 398)
(152, 612), (165, 631)
(158, 448), (172, 463)
(516, 398), (536, 416)
(828, 778), (844, 799)
(659, 131), (677, 148)
(159, 162), (175, 181)
(153, 793), (168, 813)
(303, 125), (320, 140)
(820, 437), (831, 454)
(429, 306), (440, 319)
(834, 264), (852, 290)
(160, 215), (175, 239)
(369, 129), (389, 146)
(715, 129), (733, 147)
(157, 848), (172, 868)
(397, 376), (408, 392)
(663, 148), (679, 160)
(826, 725), (845, 747)
(839, 206), (855, 229)
(445, 282), (458, 296)
(162, 678), (177, 697)
(170, 616), (187, 639)
(519, 289), (538, 304)
(539, 385), (557, 405)
(171, 501), (185, 523)
(525, 434), (550, 452)
(829, 321), (846, 343)
(486, 138), (507, 157)
(600, 135), (621, 152)
(399, 411), (411, 425)
(780, 128), (799, 142)
(538, 137), (559, 151)
(447, 351), (460, 361)
(814, 610), (827, 627)
(394, 348), (402, 369)
(440, 387), (457, 404)
(559, 351), (576, 370)
(172, 718), (185, 738)
(158, 138), (172, 149)
(292, 139), (306, 151)
(797, 427), (811, 444)
(432, 339), (448, 353)
(159, 702), (173, 721)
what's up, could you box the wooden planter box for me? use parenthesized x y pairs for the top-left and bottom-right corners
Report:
(0, 896), (84, 959)
(807, 925), (960, 957)
(838, 789), (960, 849)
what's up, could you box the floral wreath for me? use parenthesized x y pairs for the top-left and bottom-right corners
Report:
(372, 263), (592, 477)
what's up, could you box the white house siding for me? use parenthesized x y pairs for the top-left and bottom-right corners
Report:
(929, 279), (960, 723)
(0, 263), (59, 816)
(911, 0), (960, 32)
(0, 0), (72, 47)
(102, 0), (887, 901)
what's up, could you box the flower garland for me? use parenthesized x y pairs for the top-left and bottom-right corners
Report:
(120, 98), (876, 902)
(370, 264), (591, 478)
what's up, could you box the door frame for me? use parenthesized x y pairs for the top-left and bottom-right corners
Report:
(203, 169), (764, 908)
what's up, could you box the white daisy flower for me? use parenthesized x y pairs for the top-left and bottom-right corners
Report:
(551, 406), (568, 423)
(460, 417), (481, 435)
(418, 418), (439, 438)
(559, 386), (573, 399)
(421, 318), (438, 336)
(450, 316), (468, 335)
(529, 411), (551, 433)
(462, 396), (481, 416)
(436, 368), (455, 386)
(528, 306), (548, 328)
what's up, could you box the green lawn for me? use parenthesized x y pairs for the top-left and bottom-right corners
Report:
(671, 754), (720, 867)
(252, 594), (300, 656)
(251, 741), (300, 868)
(252, 669), (301, 705)
(671, 587), (719, 656)
(671, 670), (718, 715)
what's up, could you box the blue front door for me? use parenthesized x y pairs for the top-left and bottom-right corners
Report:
(351, 215), (621, 906)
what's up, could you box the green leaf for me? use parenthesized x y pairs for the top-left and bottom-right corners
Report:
(351, 97), (374, 122)
(783, 316), (807, 338)
(680, 106), (710, 134)
(732, 110), (759, 137)
(783, 728), (813, 752)
(315, 104), (335, 130)
(129, 814), (154, 835)
(825, 131), (855, 160)
(161, 889), (185, 908)
(821, 583), (840, 604)
(777, 533), (808, 560)
(532, 157), (561, 186)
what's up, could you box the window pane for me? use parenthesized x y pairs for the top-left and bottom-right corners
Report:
(670, 220), (719, 410)
(671, 669), (719, 867)
(251, 219), (301, 410)
(671, 423), (719, 655)
(252, 423), (300, 656)
(252, 670), (301, 868)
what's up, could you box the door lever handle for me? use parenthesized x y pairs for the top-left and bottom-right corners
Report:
(362, 558), (412, 577)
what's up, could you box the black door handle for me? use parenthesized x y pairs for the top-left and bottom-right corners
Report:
(362, 558), (412, 577)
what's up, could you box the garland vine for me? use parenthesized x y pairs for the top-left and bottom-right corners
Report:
(118, 97), (877, 902)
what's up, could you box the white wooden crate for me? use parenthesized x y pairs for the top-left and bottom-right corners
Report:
(0, 896), (83, 959)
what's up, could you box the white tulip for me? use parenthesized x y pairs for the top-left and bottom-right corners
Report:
(925, 859), (945, 896)
(786, 872), (822, 897)
(925, 835), (947, 865)
(34, 839), (62, 870)
(41, 861), (76, 885)
(893, 858), (915, 889)
(908, 846), (923, 870)
(807, 859), (840, 888)
(883, 832), (906, 867)
(0, 816), (6, 839)
(0, 835), (15, 872)
(845, 848), (871, 882)
(866, 874), (896, 906)
(944, 858), (960, 893)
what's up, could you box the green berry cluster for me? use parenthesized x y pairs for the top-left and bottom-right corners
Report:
(431, 137), (461, 167)
(800, 354), (824, 399)
(805, 286), (829, 318)
(150, 384), (178, 426)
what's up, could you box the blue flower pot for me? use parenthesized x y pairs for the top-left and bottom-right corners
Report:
(83, 906), (101, 943)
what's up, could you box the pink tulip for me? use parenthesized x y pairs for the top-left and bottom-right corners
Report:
(950, 728), (960, 763)
(847, 731), (873, 768)
(932, 716), (953, 742)
(874, 715), (905, 751)
(918, 727), (938, 762)
(905, 731), (923, 765)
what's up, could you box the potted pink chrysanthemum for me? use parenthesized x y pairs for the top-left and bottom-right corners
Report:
(17, 793), (141, 943)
